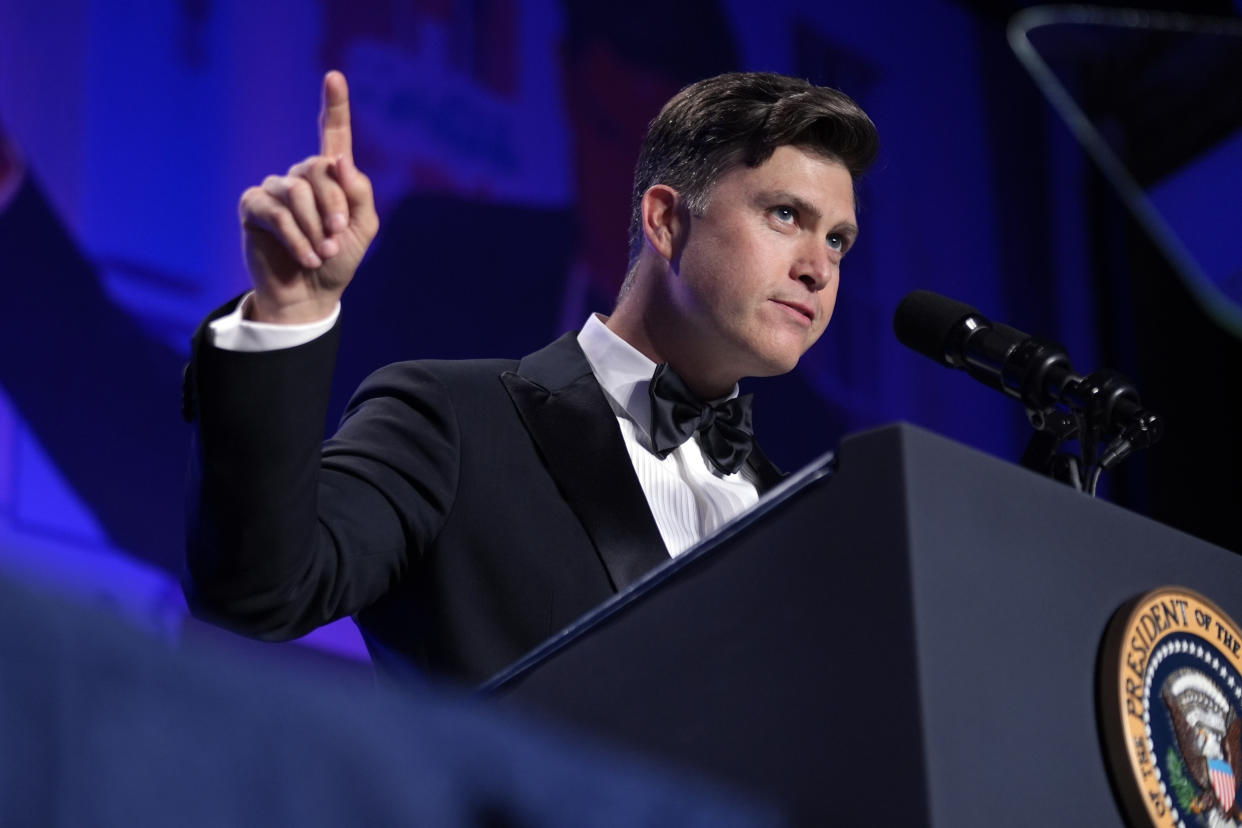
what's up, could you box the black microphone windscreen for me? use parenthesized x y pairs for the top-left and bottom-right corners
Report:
(893, 290), (983, 365)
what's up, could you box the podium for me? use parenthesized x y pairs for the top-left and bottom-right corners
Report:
(485, 423), (1242, 826)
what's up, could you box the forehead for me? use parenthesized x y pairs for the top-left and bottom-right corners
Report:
(713, 145), (856, 221)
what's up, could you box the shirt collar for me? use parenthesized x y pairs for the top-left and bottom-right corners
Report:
(576, 314), (739, 445)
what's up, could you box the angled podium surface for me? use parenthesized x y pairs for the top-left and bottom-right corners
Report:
(485, 422), (1242, 827)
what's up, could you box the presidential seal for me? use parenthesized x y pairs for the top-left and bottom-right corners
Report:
(1100, 587), (1242, 828)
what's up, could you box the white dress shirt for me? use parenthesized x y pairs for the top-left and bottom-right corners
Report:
(574, 315), (759, 556)
(209, 300), (760, 557)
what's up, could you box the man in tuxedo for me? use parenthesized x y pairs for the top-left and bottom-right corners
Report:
(184, 70), (878, 685)
(0, 3), (748, 578)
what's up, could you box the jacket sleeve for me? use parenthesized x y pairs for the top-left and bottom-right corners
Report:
(183, 303), (461, 641)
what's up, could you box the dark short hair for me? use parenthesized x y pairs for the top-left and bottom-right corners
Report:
(627, 72), (879, 266)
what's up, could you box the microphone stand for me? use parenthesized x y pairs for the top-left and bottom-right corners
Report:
(892, 290), (1163, 495)
(1020, 406), (1084, 491)
(1018, 368), (1163, 496)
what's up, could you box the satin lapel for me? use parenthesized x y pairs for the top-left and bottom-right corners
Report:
(500, 334), (670, 592)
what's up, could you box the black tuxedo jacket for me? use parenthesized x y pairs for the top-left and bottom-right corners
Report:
(184, 302), (783, 685)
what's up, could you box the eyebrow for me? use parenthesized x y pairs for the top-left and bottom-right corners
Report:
(757, 189), (859, 239)
(834, 220), (861, 242)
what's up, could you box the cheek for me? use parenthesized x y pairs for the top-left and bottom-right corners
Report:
(706, 235), (771, 298)
(675, 238), (734, 305)
(676, 222), (772, 314)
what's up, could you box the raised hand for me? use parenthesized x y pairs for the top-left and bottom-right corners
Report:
(239, 70), (379, 323)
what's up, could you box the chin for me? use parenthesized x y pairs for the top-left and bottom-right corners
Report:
(759, 336), (815, 377)
(748, 350), (802, 379)
(723, 329), (811, 380)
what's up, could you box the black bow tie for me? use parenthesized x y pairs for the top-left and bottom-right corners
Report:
(647, 363), (755, 475)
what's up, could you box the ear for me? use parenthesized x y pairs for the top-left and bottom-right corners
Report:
(640, 184), (683, 262)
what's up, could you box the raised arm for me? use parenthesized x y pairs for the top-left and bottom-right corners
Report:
(185, 72), (416, 640)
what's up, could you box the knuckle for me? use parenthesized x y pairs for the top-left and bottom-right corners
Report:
(288, 155), (322, 177)
(238, 186), (262, 215)
(286, 176), (312, 201)
(248, 197), (280, 224)
(261, 174), (285, 192)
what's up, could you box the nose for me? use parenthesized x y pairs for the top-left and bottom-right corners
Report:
(794, 236), (834, 291)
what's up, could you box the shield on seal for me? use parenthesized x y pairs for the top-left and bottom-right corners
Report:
(1209, 757), (1236, 811)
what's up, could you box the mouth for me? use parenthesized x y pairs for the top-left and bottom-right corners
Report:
(771, 299), (816, 325)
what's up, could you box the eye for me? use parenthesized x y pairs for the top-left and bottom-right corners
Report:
(771, 205), (797, 224)
(828, 232), (846, 252)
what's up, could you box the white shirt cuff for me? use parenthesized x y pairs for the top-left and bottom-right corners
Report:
(207, 293), (341, 352)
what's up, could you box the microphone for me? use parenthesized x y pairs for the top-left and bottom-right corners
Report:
(893, 290), (1162, 464)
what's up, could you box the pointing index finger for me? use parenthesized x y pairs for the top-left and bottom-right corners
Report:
(318, 70), (352, 161)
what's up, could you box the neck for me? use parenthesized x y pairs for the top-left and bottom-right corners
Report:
(605, 267), (738, 400)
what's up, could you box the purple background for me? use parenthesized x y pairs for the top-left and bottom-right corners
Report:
(0, 0), (1239, 667)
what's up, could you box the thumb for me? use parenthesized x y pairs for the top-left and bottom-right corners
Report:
(318, 70), (353, 161)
